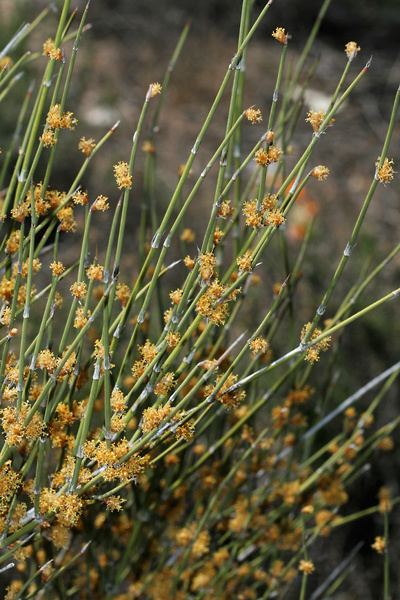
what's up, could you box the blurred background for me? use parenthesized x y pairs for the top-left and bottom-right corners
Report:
(1, 1), (400, 597)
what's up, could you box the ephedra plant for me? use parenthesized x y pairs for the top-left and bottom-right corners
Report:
(0, 0), (399, 598)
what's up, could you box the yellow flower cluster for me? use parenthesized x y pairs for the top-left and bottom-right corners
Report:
(42, 38), (63, 61)
(242, 195), (284, 229)
(254, 146), (282, 166)
(196, 280), (240, 326)
(46, 104), (77, 130)
(300, 322), (332, 363)
(113, 161), (133, 189)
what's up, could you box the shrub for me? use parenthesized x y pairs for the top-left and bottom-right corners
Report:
(0, 1), (399, 598)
